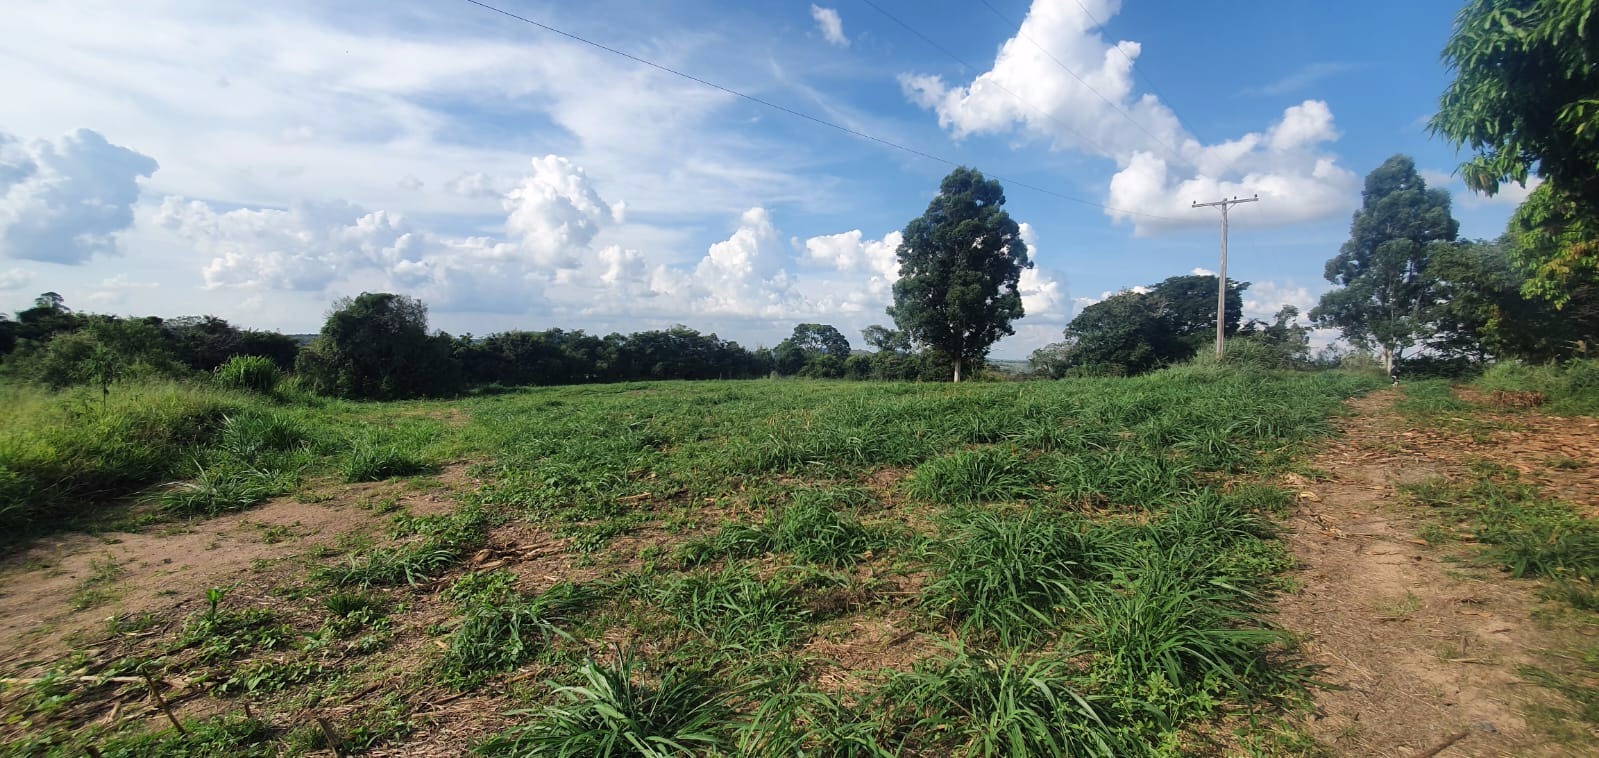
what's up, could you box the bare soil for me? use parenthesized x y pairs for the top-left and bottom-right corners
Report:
(1275, 389), (1598, 756)
(0, 468), (469, 673)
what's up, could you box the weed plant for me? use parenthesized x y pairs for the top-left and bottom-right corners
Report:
(213, 355), (282, 394)
(0, 381), (243, 537)
(1402, 465), (1599, 584)
(477, 651), (739, 757)
(922, 509), (1099, 644)
(341, 441), (434, 482)
(317, 505), (492, 587)
(4, 367), (1388, 755)
(907, 447), (1038, 504)
(653, 566), (809, 652)
(880, 645), (1133, 757)
(1476, 358), (1599, 415)
(441, 575), (599, 687)
(676, 490), (901, 568)
(90, 714), (275, 757)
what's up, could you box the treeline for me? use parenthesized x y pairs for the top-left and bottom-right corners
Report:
(0, 291), (966, 401)
(1030, 161), (1599, 380)
(294, 294), (960, 399)
(0, 293), (299, 388)
(291, 293), (778, 399)
(1031, 274), (1312, 377)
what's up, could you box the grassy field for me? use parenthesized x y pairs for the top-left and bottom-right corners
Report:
(0, 367), (1383, 756)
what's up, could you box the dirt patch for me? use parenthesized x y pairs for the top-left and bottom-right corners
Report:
(0, 465), (479, 674)
(1454, 417), (1599, 514)
(1275, 390), (1593, 756)
(802, 608), (937, 693)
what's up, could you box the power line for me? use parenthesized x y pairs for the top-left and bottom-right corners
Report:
(1067, 0), (1180, 115)
(857, 0), (1115, 159)
(459, 0), (1182, 222)
(975, 0), (1189, 166)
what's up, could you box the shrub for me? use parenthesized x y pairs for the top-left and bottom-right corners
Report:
(1218, 337), (1290, 371)
(162, 462), (287, 517)
(1477, 358), (1599, 415)
(0, 382), (240, 538)
(441, 581), (596, 687)
(214, 355), (281, 393)
(2, 316), (183, 390)
(295, 293), (463, 400)
(218, 410), (308, 461)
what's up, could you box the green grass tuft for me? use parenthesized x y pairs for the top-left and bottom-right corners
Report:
(881, 645), (1132, 757)
(907, 447), (1037, 505)
(476, 651), (740, 757)
(922, 509), (1100, 644)
(654, 566), (809, 652)
(441, 580), (598, 688)
(341, 443), (434, 482)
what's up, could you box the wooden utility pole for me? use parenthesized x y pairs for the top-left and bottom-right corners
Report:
(1191, 195), (1259, 358)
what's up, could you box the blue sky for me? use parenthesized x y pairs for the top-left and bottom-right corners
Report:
(0, 0), (1529, 358)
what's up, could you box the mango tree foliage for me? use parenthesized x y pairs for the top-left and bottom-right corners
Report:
(296, 292), (462, 400)
(1146, 274), (1248, 355)
(1431, 0), (1599, 304)
(1053, 291), (1174, 376)
(1507, 182), (1599, 307)
(786, 323), (851, 360)
(889, 168), (1030, 382)
(1310, 156), (1458, 373)
(861, 324), (911, 353)
(1432, 0), (1599, 203)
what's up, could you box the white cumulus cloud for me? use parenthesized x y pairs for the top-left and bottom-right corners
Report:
(811, 5), (849, 47)
(899, 0), (1357, 234)
(802, 228), (901, 280)
(502, 156), (626, 270)
(0, 128), (158, 263)
(1242, 279), (1318, 324)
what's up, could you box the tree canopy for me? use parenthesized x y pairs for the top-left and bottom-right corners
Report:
(888, 168), (1030, 382)
(1432, 0), (1599, 305)
(1033, 274), (1248, 377)
(1311, 155), (1458, 371)
(786, 324), (851, 360)
(1429, 235), (1598, 361)
(771, 323), (851, 377)
(296, 292), (462, 400)
(1432, 0), (1599, 205)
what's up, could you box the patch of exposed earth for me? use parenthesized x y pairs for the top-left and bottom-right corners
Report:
(1276, 389), (1598, 756)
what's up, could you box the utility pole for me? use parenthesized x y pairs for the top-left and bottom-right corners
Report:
(1191, 195), (1258, 359)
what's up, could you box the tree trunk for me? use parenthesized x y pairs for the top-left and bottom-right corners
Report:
(953, 357), (963, 383)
